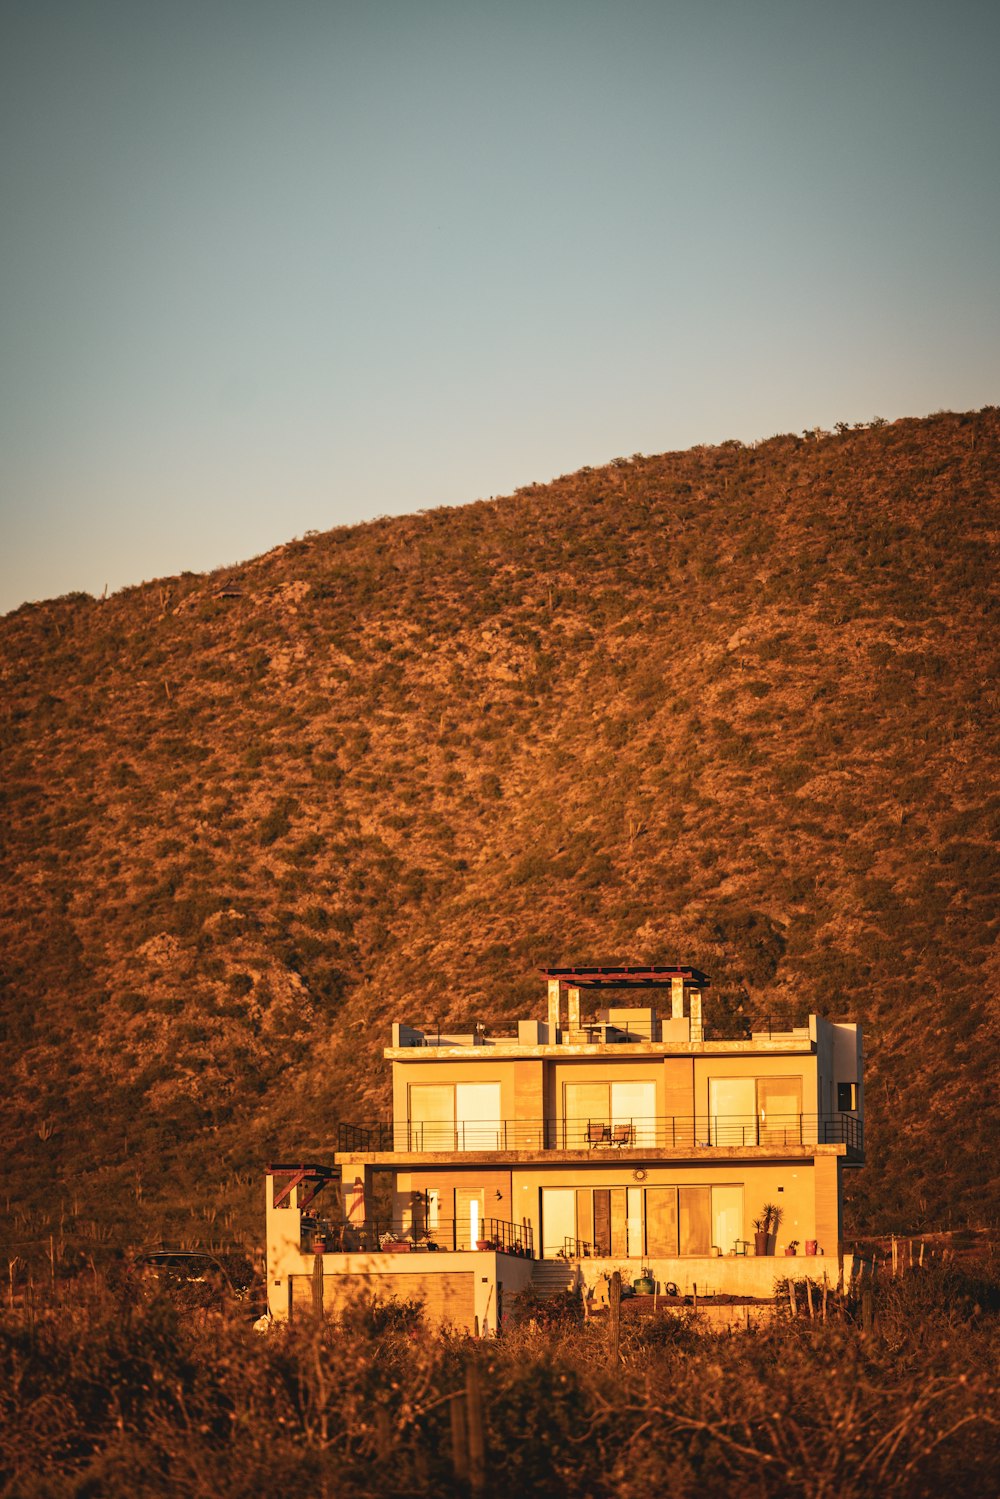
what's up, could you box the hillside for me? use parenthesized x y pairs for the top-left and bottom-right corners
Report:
(2, 409), (998, 1253)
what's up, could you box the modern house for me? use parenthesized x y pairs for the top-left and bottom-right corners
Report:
(265, 966), (863, 1331)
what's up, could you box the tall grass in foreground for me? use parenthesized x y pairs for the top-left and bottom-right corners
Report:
(0, 1263), (997, 1497)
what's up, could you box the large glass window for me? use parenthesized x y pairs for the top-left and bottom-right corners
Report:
(679, 1186), (711, 1254)
(707, 1076), (804, 1144)
(711, 1185), (744, 1256)
(564, 1079), (656, 1147)
(541, 1187), (578, 1258)
(757, 1077), (803, 1144)
(408, 1082), (501, 1150)
(645, 1188), (678, 1255)
(708, 1077), (756, 1145)
(455, 1082), (502, 1151)
(409, 1084), (454, 1150)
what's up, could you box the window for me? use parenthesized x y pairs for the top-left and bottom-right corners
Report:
(837, 1081), (857, 1111)
(564, 1079), (656, 1146)
(408, 1082), (501, 1150)
(541, 1187), (578, 1258)
(756, 1077), (803, 1144)
(708, 1077), (756, 1144)
(544, 1183), (743, 1258)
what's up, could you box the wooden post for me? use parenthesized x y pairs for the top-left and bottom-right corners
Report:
(861, 1285), (873, 1338)
(466, 1363), (485, 1496)
(822, 1271), (828, 1322)
(788, 1278), (797, 1318)
(449, 1394), (468, 1483)
(311, 1247), (324, 1318)
(919, 1239), (925, 1268)
(608, 1270), (622, 1366)
(891, 1236), (898, 1277)
(806, 1278), (814, 1319)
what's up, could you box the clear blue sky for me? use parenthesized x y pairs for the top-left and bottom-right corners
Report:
(2, 0), (998, 614)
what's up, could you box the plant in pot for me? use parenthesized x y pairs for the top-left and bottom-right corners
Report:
(784, 1239), (800, 1257)
(753, 1203), (784, 1255)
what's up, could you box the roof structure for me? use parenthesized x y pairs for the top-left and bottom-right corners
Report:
(539, 965), (710, 988)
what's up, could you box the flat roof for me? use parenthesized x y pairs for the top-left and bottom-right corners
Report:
(540, 965), (710, 988)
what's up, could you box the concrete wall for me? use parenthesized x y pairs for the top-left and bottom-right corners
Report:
(280, 1250), (534, 1335)
(560, 1253), (853, 1299)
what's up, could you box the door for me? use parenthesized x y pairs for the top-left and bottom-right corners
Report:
(455, 1187), (486, 1250)
(611, 1081), (656, 1146)
(564, 1081), (610, 1149)
(711, 1185), (743, 1257)
(757, 1077), (803, 1144)
(708, 1077), (756, 1145)
(541, 1188), (577, 1258)
(679, 1186), (711, 1255)
(409, 1084), (455, 1151)
(455, 1082), (501, 1151)
(645, 1188), (678, 1256)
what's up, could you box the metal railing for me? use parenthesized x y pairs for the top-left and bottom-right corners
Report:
(303, 1216), (534, 1257)
(338, 1113), (863, 1157)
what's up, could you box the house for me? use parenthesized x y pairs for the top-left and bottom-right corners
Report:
(265, 966), (863, 1331)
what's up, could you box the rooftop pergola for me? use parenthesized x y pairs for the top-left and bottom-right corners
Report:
(539, 965), (710, 989)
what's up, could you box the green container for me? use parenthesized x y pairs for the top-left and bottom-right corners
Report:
(633, 1275), (655, 1295)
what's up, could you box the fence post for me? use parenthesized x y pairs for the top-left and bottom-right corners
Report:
(608, 1271), (622, 1366)
(861, 1284), (874, 1337)
(466, 1362), (486, 1495)
(449, 1393), (468, 1483)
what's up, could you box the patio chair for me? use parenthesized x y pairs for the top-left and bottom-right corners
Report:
(611, 1123), (634, 1147)
(587, 1122), (611, 1147)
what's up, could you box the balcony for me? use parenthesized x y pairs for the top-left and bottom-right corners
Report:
(301, 1216), (534, 1257)
(337, 1113), (864, 1160)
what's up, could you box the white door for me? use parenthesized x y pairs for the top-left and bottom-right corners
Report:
(455, 1082), (501, 1151)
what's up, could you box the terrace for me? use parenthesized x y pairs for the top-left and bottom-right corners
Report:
(336, 1112), (864, 1161)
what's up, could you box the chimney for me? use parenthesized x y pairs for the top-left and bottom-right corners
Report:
(689, 989), (704, 1043)
(547, 978), (565, 1037)
(671, 974), (685, 1021)
(567, 986), (581, 1033)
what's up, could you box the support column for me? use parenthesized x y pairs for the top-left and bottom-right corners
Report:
(671, 975), (685, 1021)
(547, 979), (565, 1038)
(689, 989), (704, 1043)
(567, 986), (581, 1033)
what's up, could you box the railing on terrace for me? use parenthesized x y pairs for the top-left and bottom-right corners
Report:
(338, 1113), (863, 1156)
(302, 1217), (534, 1257)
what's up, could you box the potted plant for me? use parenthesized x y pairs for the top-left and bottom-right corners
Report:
(753, 1202), (784, 1256)
(752, 1211), (768, 1257)
(784, 1239), (800, 1257)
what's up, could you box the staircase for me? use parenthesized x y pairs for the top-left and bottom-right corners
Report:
(531, 1259), (578, 1297)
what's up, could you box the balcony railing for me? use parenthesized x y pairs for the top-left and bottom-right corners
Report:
(302, 1216), (534, 1257)
(338, 1113), (863, 1157)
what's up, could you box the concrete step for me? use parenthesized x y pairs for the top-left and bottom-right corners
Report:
(531, 1260), (577, 1296)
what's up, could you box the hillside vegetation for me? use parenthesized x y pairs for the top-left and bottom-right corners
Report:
(1, 409), (998, 1251)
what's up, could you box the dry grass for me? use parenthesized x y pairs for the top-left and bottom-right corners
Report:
(0, 1260), (997, 1496)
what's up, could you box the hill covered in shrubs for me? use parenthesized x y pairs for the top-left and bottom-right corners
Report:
(1, 408), (998, 1251)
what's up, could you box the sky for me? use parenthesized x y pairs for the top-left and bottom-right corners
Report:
(2, 0), (998, 615)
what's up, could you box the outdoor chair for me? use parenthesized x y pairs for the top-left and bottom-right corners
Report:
(587, 1122), (611, 1147)
(611, 1123), (634, 1147)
